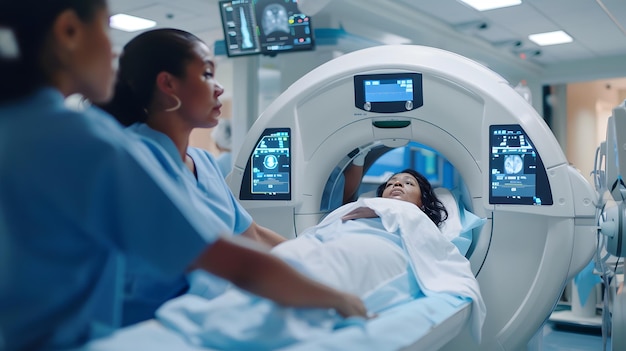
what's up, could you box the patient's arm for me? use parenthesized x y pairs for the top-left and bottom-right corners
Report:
(191, 235), (367, 318)
(240, 222), (287, 247)
(342, 164), (363, 203)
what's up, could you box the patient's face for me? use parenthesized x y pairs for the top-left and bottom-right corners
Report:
(381, 173), (423, 208)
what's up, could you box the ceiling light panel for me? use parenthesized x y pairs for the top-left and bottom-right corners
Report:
(110, 14), (157, 32)
(458, 0), (522, 11)
(528, 30), (573, 46)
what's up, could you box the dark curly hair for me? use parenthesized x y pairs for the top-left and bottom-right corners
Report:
(376, 168), (448, 226)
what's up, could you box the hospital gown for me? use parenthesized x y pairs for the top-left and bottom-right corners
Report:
(0, 88), (222, 350)
(155, 197), (486, 350)
(122, 123), (253, 325)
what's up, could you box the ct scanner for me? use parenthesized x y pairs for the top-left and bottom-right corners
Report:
(226, 45), (599, 350)
(83, 45), (604, 351)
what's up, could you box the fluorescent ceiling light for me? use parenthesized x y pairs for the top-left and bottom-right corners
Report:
(458, 0), (522, 11)
(528, 30), (573, 46)
(110, 14), (157, 32)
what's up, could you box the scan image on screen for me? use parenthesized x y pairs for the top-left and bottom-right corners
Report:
(255, 0), (313, 54)
(260, 3), (289, 35)
(240, 128), (291, 200)
(219, 0), (314, 57)
(219, 0), (261, 56)
(489, 124), (553, 205)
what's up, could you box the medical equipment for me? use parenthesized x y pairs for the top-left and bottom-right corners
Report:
(227, 45), (598, 350)
(588, 101), (626, 351)
(218, 0), (315, 57)
(83, 44), (597, 350)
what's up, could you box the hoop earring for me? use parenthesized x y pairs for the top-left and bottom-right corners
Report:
(164, 94), (181, 112)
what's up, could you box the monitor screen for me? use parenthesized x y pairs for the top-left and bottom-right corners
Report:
(240, 128), (291, 200)
(354, 73), (423, 113)
(218, 0), (315, 57)
(365, 78), (414, 103)
(489, 124), (553, 205)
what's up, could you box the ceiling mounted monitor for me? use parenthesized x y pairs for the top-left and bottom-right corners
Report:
(218, 0), (315, 57)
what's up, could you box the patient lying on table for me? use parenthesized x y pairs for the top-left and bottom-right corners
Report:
(156, 169), (486, 350)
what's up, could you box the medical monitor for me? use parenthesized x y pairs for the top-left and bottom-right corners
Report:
(218, 0), (315, 57)
(489, 124), (553, 205)
(606, 102), (626, 201)
(354, 73), (424, 113)
(240, 128), (291, 200)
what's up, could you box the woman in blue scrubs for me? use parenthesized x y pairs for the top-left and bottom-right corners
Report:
(0, 2), (366, 350)
(98, 28), (293, 325)
(102, 28), (287, 248)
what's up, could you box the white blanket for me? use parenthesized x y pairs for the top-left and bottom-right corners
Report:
(156, 198), (485, 349)
(317, 197), (486, 342)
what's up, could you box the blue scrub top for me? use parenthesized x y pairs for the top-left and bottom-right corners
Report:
(0, 88), (222, 350)
(128, 123), (252, 236)
(121, 123), (253, 325)
(215, 151), (232, 177)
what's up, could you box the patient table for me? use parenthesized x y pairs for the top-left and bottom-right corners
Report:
(84, 293), (470, 351)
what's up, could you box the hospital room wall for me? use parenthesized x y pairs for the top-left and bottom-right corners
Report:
(562, 79), (626, 185)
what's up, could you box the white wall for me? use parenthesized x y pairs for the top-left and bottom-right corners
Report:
(566, 80), (626, 185)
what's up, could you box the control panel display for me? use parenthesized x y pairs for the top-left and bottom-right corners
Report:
(354, 73), (423, 113)
(489, 124), (553, 205)
(240, 128), (291, 200)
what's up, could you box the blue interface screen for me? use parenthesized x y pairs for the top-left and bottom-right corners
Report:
(364, 79), (414, 103)
(490, 126), (540, 204)
(251, 131), (290, 195)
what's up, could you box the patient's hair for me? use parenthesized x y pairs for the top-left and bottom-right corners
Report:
(376, 169), (448, 226)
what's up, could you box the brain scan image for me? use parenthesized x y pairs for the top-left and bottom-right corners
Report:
(261, 4), (289, 35)
(504, 154), (524, 174)
(263, 155), (278, 169)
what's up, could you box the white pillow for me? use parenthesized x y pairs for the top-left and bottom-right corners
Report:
(435, 187), (462, 241)
(434, 187), (485, 256)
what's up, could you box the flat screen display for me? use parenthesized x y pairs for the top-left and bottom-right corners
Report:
(354, 73), (423, 113)
(489, 125), (552, 205)
(240, 128), (291, 200)
(365, 78), (414, 103)
(218, 0), (315, 57)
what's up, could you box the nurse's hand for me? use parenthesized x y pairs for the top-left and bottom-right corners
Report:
(334, 292), (368, 318)
(341, 206), (378, 221)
